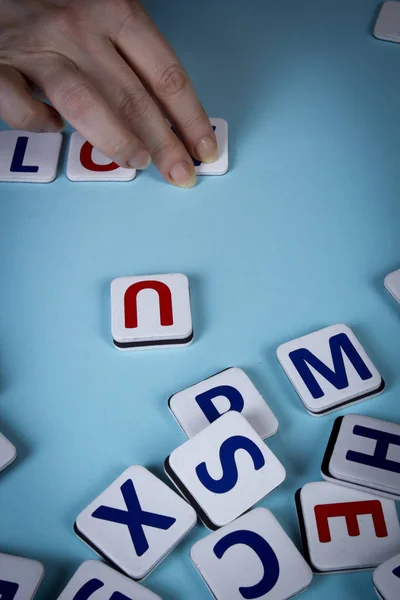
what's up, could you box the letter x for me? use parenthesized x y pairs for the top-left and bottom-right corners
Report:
(92, 480), (176, 557)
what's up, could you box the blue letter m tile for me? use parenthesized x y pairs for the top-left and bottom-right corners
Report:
(289, 332), (373, 399)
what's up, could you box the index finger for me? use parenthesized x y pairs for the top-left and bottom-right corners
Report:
(115, 4), (218, 164)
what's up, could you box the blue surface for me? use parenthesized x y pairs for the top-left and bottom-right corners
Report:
(1, 0), (400, 597)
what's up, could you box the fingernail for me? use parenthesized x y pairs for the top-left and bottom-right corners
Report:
(169, 160), (196, 188)
(194, 135), (218, 164)
(127, 148), (151, 170)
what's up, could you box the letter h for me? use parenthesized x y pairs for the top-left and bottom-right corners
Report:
(346, 425), (400, 474)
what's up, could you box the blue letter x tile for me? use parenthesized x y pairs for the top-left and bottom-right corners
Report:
(92, 479), (176, 556)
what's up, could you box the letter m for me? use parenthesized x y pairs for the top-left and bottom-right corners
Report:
(289, 332), (373, 400)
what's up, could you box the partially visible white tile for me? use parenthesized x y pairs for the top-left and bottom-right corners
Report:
(0, 432), (16, 472)
(373, 553), (400, 600)
(67, 132), (136, 181)
(75, 466), (197, 580)
(322, 414), (400, 499)
(191, 507), (312, 600)
(195, 119), (228, 175)
(0, 553), (44, 599)
(166, 412), (286, 529)
(56, 560), (162, 599)
(385, 269), (400, 305)
(111, 274), (193, 351)
(0, 130), (62, 183)
(296, 481), (400, 574)
(277, 324), (384, 416)
(374, 1), (400, 43)
(169, 367), (278, 440)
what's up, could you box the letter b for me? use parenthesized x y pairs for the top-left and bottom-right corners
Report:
(195, 386), (245, 424)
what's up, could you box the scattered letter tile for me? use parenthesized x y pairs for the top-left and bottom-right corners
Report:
(165, 411), (286, 530)
(277, 324), (384, 416)
(0, 553), (44, 599)
(169, 367), (278, 440)
(56, 560), (162, 599)
(373, 552), (400, 600)
(385, 269), (400, 305)
(75, 465), (197, 580)
(322, 414), (400, 500)
(191, 507), (312, 600)
(374, 1), (400, 43)
(0, 432), (16, 473)
(295, 481), (400, 573)
(110, 274), (193, 351)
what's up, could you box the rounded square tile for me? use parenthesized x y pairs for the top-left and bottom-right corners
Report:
(277, 325), (384, 416)
(165, 412), (286, 529)
(110, 274), (193, 351)
(169, 367), (278, 440)
(191, 507), (312, 600)
(75, 465), (197, 580)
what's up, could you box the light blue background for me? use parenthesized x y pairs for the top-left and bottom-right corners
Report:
(1, 0), (400, 597)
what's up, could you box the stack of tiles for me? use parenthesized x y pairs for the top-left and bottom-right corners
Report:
(57, 560), (162, 599)
(384, 269), (400, 305)
(165, 411), (286, 530)
(295, 481), (400, 574)
(67, 132), (136, 182)
(322, 414), (400, 499)
(110, 274), (193, 351)
(0, 130), (62, 183)
(277, 324), (384, 416)
(0, 553), (44, 599)
(168, 367), (278, 440)
(191, 508), (312, 600)
(74, 465), (197, 580)
(373, 553), (400, 600)
(0, 432), (17, 472)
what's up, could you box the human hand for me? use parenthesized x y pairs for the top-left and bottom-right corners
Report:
(0, 0), (218, 187)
